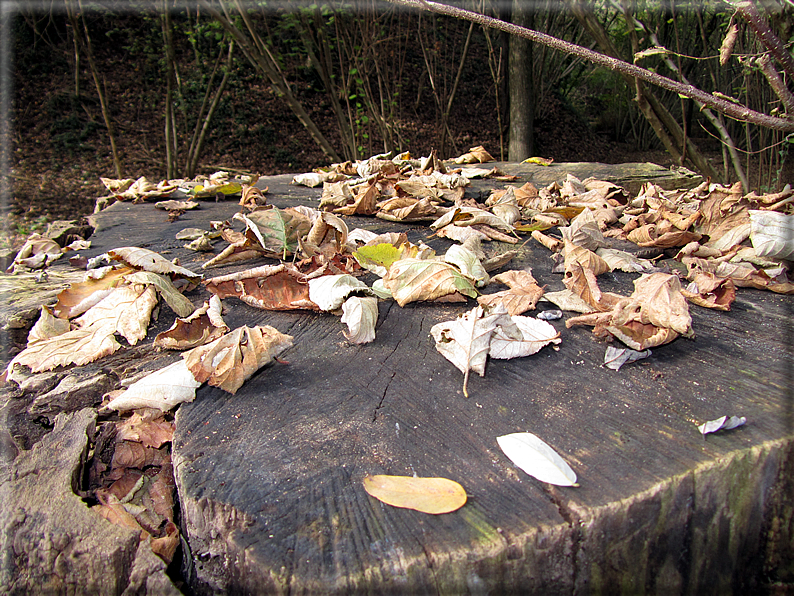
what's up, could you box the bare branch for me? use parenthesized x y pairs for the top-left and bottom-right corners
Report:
(385, 0), (794, 133)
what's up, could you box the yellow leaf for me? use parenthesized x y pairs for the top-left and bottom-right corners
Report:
(362, 475), (467, 514)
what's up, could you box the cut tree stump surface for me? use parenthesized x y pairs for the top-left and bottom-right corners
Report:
(3, 162), (793, 595)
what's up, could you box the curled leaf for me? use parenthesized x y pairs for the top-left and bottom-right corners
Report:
(341, 296), (378, 344)
(698, 415), (746, 435)
(362, 475), (467, 514)
(105, 360), (202, 413)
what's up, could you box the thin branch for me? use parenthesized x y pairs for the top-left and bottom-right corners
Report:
(385, 0), (794, 132)
(733, 0), (794, 81)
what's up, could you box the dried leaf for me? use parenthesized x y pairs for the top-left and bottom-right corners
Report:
(430, 306), (509, 397)
(124, 271), (195, 318)
(596, 248), (655, 273)
(183, 325), (293, 394)
(681, 273), (736, 311)
(109, 247), (202, 285)
(489, 316), (561, 359)
(444, 244), (489, 287)
(308, 274), (371, 311)
(77, 284), (158, 346)
(383, 258), (477, 307)
(53, 266), (133, 319)
(10, 233), (63, 271)
(239, 208), (311, 259)
(497, 432), (578, 486)
(560, 209), (606, 251)
(341, 296), (378, 344)
(452, 145), (494, 164)
(542, 289), (597, 314)
(564, 243), (610, 276)
(604, 346), (651, 371)
(749, 210), (794, 259)
(477, 269), (544, 316)
(28, 306), (70, 343)
(719, 23), (739, 65)
(362, 475), (467, 514)
(698, 415), (746, 435)
(105, 360), (202, 413)
(204, 264), (319, 311)
(154, 296), (229, 349)
(116, 412), (175, 448)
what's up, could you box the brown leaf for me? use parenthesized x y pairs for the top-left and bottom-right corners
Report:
(680, 272), (736, 311)
(477, 270), (544, 315)
(53, 267), (133, 319)
(564, 243), (611, 276)
(111, 442), (170, 471)
(382, 258), (477, 306)
(563, 262), (623, 312)
(116, 411), (175, 448)
(363, 475), (467, 514)
(452, 145), (494, 164)
(183, 325), (293, 394)
(333, 181), (379, 216)
(204, 264), (319, 311)
(154, 296), (229, 349)
(150, 522), (179, 563)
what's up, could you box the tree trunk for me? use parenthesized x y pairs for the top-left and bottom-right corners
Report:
(508, 0), (533, 161)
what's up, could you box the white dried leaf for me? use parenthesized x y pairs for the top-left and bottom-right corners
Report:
(497, 432), (578, 486)
(308, 274), (371, 311)
(340, 296), (378, 344)
(604, 346), (651, 371)
(105, 360), (202, 413)
(489, 316), (560, 359)
(698, 415), (746, 435)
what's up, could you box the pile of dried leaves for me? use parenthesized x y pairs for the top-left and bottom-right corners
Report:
(4, 146), (791, 533)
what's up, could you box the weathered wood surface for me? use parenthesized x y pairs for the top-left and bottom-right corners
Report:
(2, 161), (792, 595)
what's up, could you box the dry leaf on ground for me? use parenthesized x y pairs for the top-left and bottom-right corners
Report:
(204, 264), (319, 311)
(497, 432), (578, 487)
(362, 475), (467, 514)
(477, 269), (544, 315)
(341, 296), (378, 344)
(184, 325), (293, 394)
(105, 360), (203, 412)
(155, 295), (229, 349)
(383, 258), (477, 306)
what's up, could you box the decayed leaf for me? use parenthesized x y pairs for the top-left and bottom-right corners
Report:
(564, 243), (610, 276)
(308, 274), (371, 311)
(53, 266), (133, 318)
(105, 360), (202, 412)
(596, 248), (655, 273)
(109, 247), (202, 286)
(477, 269), (544, 316)
(155, 200), (199, 211)
(496, 432), (578, 486)
(204, 264), (319, 311)
(124, 271), (195, 318)
(10, 233), (63, 271)
(681, 272), (736, 311)
(341, 296), (378, 344)
(431, 206), (514, 234)
(27, 306), (70, 343)
(489, 316), (560, 359)
(362, 475), (467, 514)
(698, 415), (746, 435)
(77, 284), (158, 346)
(430, 306), (509, 397)
(453, 145), (494, 164)
(155, 295), (228, 349)
(383, 258), (477, 307)
(604, 346), (651, 371)
(116, 411), (175, 448)
(183, 325), (293, 394)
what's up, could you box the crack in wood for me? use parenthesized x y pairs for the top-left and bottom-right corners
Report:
(371, 372), (397, 422)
